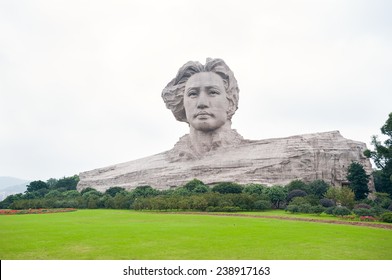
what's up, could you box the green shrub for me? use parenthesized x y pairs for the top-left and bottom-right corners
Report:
(320, 198), (335, 208)
(353, 208), (375, 217)
(286, 204), (300, 213)
(332, 206), (352, 216)
(253, 200), (271, 211)
(183, 179), (206, 192)
(310, 205), (325, 215)
(380, 212), (392, 223)
(212, 182), (243, 194)
(287, 189), (307, 202)
(354, 203), (372, 209)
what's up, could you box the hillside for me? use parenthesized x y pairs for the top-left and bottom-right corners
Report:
(0, 177), (29, 201)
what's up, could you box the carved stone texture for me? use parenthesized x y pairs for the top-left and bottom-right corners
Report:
(77, 130), (375, 192)
(77, 58), (374, 193)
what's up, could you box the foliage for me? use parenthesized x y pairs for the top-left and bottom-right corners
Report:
(332, 206), (352, 216)
(253, 200), (271, 211)
(286, 180), (309, 193)
(354, 203), (372, 209)
(320, 198), (335, 208)
(353, 208), (376, 217)
(105, 187), (126, 197)
(131, 186), (160, 198)
(380, 212), (392, 223)
(183, 178), (206, 192)
(54, 175), (79, 190)
(212, 182), (243, 194)
(307, 180), (330, 198)
(347, 162), (370, 200)
(287, 189), (307, 202)
(193, 185), (209, 193)
(243, 184), (266, 195)
(364, 112), (392, 195)
(325, 186), (355, 209)
(264, 185), (287, 209)
(26, 180), (48, 193)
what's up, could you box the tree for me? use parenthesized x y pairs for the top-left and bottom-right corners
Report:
(55, 175), (79, 190)
(243, 184), (266, 195)
(26, 180), (48, 193)
(325, 186), (355, 209)
(347, 162), (370, 200)
(285, 180), (309, 193)
(307, 180), (330, 198)
(286, 189), (307, 202)
(105, 187), (126, 197)
(183, 178), (206, 192)
(212, 182), (243, 194)
(265, 185), (287, 209)
(364, 112), (392, 195)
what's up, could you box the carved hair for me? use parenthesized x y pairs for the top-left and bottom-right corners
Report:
(162, 58), (239, 123)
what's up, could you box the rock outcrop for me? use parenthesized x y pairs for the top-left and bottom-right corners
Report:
(77, 131), (374, 192)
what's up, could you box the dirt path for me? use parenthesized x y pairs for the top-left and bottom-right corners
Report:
(160, 212), (392, 230)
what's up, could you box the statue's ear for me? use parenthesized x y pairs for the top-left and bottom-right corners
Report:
(227, 99), (236, 119)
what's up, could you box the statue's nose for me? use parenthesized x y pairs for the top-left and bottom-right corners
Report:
(196, 91), (209, 109)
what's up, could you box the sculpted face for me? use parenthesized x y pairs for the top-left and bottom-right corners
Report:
(184, 72), (229, 132)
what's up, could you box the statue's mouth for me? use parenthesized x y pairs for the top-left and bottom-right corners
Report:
(195, 111), (213, 118)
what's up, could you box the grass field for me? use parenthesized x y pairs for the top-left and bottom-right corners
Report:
(1, 209), (391, 260)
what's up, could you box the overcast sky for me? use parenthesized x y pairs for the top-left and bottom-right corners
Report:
(1, 0), (391, 181)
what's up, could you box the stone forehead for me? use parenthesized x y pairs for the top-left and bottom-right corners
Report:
(185, 72), (226, 88)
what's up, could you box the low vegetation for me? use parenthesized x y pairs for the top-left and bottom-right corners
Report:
(1, 209), (391, 260)
(1, 174), (392, 223)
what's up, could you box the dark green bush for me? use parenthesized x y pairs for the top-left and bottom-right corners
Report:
(183, 178), (206, 191)
(380, 212), (392, 223)
(332, 206), (352, 216)
(287, 189), (307, 202)
(254, 200), (271, 210)
(353, 208), (375, 217)
(286, 204), (300, 213)
(212, 182), (243, 194)
(310, 205), (325, 215)
(320, 198), (335, 208)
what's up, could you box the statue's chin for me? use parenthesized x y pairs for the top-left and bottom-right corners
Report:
(190, 119), (227, 133)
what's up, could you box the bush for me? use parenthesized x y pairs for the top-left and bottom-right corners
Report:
(353, 208), (375, 217)
(287, 189), (307, 202)
(307, 180), (330, 198)
(310, 205), (325, 215)
(324, 206), (336, 215)
(243, 184), (266, 195)
(320, 198), (335, 208)
(253, 200), (271, 211)
(286, 180), (309, 193)
(388, 203), (392, 211)
(193, 185), (209, 193)
(332, 206), (352, 216)
(183, 179), (206, 192)
(380, 212), (392, 223)
(354, 203), (372, 209)
(206, 206), (241, 212)
(286, 204), (300, 213)
(212, 182), (243, 194)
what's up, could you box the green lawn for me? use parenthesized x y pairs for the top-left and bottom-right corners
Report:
(0, 209), (391, 260)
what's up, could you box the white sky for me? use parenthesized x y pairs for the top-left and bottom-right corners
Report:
(1, 0), (391, 181)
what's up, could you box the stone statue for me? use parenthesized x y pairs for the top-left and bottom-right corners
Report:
(77, 58), (374, 193)
(162, 58), (245, 161)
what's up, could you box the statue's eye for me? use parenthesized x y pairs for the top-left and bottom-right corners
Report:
(209, 90), (219, 96)
(187, 90), (198, 97)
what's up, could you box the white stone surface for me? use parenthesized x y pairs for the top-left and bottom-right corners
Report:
(77, 59), (374, 193)
(77, 130), (374, 192)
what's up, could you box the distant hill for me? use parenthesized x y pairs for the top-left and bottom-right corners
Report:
(0, 177), (30, 201)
